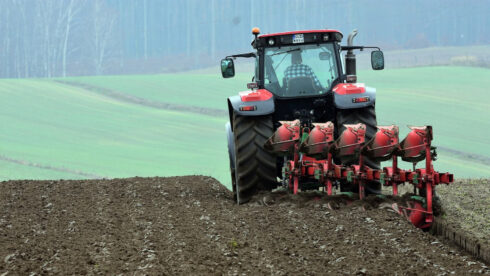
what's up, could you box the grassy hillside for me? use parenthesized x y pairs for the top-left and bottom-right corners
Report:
(0, 79), (229, 183)
(0, 66), (489, 188)
(65, 73), (248, 110)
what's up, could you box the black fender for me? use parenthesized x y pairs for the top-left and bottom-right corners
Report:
(334, 85), (376, 110)
(227, 94), (275, 131)
(225, 122), (235, 171)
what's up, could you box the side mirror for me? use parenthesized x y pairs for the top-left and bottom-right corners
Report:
(221, 58), (235, 78)
(371, 50), (384, 70)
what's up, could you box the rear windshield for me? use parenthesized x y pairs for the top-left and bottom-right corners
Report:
(264, 43), (338, 97)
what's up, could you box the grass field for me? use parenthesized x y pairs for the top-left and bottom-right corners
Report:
(0, 66), (489, 187)
(0, 79), (229, 183)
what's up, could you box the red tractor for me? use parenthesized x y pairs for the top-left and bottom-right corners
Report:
(221, 28), (452, 229)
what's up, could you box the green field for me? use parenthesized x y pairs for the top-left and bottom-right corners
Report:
(1, 66), (489, 188)
(0, 79), (229, 183)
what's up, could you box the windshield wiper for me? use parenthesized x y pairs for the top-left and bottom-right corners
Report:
(270, 48), (300, 56)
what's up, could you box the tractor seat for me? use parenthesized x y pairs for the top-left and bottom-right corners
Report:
(286, 76), (316, 96)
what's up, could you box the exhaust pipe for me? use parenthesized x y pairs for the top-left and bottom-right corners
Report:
(345, 29), (358, 83)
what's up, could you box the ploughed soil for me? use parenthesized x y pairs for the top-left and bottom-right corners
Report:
(437, 179), (490, 249)
(0, 176), (488, 275)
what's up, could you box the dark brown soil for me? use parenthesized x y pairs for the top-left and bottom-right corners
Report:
(0, 176), (488, 275)
(437, 179), (490, 248)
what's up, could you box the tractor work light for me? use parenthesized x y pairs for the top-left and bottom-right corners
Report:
(335, 32), (343, 41)
(268, 38), (275, 46)
(323, 34), (329, 41)
(346, 75), (357, 83)
(247, 82), (258, 89)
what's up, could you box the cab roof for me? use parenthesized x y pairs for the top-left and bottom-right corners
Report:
(259, 29), (342, 38)
(254, 29), (343, 48)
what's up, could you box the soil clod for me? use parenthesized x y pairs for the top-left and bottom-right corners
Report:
(0, 176), (488, 275)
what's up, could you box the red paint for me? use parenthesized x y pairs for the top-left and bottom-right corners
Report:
(332, 83), (366, 95)
(269, 120), (300, 152)
(400, 126), (429, 159)
(326, 179), (332, 195)
(408, 201), (426, 228)
(302, 122), (334, 155)
(335, 124), (366, 156)
(365, 125), (399, 158)
(259, 29), (341, 38)
(239, 89), (273, 102)
(293, 177), (299, 194)
(264, 122), (454, 229)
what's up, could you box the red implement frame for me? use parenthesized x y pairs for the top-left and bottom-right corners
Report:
(265, 122), (454, 229)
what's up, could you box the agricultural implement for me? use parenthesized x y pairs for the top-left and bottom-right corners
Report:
(221, 27), (453, 229)
(265, 122), (453, 229)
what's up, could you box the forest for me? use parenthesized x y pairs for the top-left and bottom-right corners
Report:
(0, 0), (488, 78)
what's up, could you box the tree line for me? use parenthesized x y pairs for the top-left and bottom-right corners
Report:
(0, 0), (488, 78)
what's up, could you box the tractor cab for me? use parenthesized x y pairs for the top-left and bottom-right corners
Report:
(221, 28), (384, 96)
(221, 28), (385, 124)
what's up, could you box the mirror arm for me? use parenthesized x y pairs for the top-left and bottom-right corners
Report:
(226, 52), (256, 59)
(341, 46), (381, 51)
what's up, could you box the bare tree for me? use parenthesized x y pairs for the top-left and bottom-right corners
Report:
(143, 0), (148, 60)
(62, 0), (76, 77)
(0, 0), (488, 78)
(93, 0), (117, 75)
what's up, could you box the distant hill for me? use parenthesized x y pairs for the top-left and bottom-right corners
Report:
(0, 66), (488, 186)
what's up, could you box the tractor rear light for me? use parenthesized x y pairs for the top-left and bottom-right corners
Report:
(239, 105), (257, 111)
(352, 96), (370, 103)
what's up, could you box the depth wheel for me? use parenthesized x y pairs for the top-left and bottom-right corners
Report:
(232, 112), (277, 203)
(336, 105), (381, 194)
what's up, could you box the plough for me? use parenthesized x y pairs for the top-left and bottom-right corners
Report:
(265, 121), (453, 229)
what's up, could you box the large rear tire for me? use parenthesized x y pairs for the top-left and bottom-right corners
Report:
(336, 105), (381, 194)
(232, 112), (277, 203)
(226, 123), (238, 201)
